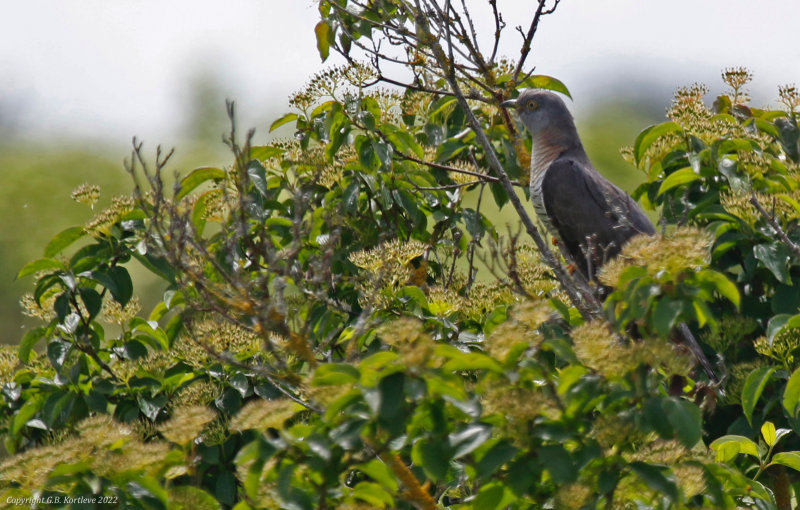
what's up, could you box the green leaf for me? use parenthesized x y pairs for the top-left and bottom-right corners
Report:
(12, 395), (44, 435)
(176, 167), (226, 200)
(44, 226), (86, 258)
(137, 393), (168, 421)
(314, 21), (331, 61)
(79, 287), (103, 320)
(539, 444), (576, 483)
(662, 397), (702, 447)
(784, 366), (800, 418)
(169, 487), (221, 510)
(18, 326), (46, 364)
(475, 440), (517, 478)
(449, 423), (492, 459)
(250, 145), (284, 160)
(269, 113), (299, 133)
(657, 167), (699, 196)
(709, 435), (760, 461)
(17, 258), (64, 280)
(472, 482), (514, 510)
(358, 459), (398, 492)
(312, 363), (361, 386)
(437, 346), (503, 373)
(352, 482), (394, 508)
(698, 269), (740, 308)
(770, 451), (800, 472)
(754, 243), (791, 284)
(652, 298), (682, 337)
(411, 438), (451, 482)
(518, 75), (572, 99)
(762, 421), (777, 447)
(741, 366), (777, 425)
(634, 121), (683, 165)
(629, 462), (679, 502)
(109, 266), (134, 306)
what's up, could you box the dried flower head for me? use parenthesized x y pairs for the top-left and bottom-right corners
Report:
(85, 195), (136, 237)
(101, 296), (141, 325)
(722, 66), (753, 104)
(426, 285), (464, 316)
(0, 346), (19, 384)
(20, 291), (57, 322)
(778, 84), (800, 115)
(482, 384), (556, 442)
(571, 321), (640, 378)
(174, 380), (221, 407)
(231, 398), (300, 432)
(378, 317), (436, 367)
(158, 405), (217, 445)
(77, 414), (133, 448)
(462, 281), (515, 320)
(598, 228), (714, 286)
(754, 328), (800, 368)
(342, 61), (378, 88)
(350, 239), (427, 271)
(484, 299), (551, 360)
(619, 145), (635, 165)
(71, 183), (100, 207)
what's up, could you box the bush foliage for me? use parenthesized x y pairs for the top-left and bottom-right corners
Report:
(4, 1), (800, 509)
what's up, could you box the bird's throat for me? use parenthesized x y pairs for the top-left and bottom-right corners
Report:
(530, 133), (567, 181)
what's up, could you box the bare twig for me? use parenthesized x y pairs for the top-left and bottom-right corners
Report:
(512, 0), (560, 84)
(750, 193), (800, 258)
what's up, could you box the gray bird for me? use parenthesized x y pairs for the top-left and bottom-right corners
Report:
(502, 89), (718, 383)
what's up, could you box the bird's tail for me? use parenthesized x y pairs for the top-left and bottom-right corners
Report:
(674, 322), (719, 384)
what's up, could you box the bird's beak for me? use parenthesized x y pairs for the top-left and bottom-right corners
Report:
(501, 99), (517, 108)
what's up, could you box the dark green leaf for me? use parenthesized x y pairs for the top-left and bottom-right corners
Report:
(269, 113), (299, 133)
(44, 226), (86, 258)
(17, 258), (64, 280)
(18, 326), (46, 364)
(754, 243), (791, 284)
(629, 462), (679, 502)
(47, 339), (71, 371)
(250, 145), (284, 160)
(411, 438), (451, 482)
(475, 440), (517, 478)
(215, 470), (237, 506)
(539, 444), (576, 483)
(518, 75), (572, 99)
(176, 167), (226, 200)
(784, 366), (800, 418)
(313, 363), (361, 386)
(742, 366), (777, 425)
(652, 298), (682, 337)
(634, 121), (683, 165)
(770, 452), (800, 472)
(663, 397), (702, 447)
(79, 287), (103, 320)
(137, 393), (168, 421)
(657, 167), (699, 196)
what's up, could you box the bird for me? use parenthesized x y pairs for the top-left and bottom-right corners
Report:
(501, 89), (719, 383)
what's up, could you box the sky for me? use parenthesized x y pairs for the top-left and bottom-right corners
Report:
(2, 0), (799, 144)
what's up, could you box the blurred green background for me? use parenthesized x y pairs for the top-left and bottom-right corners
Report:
(0, 79), (665, 344)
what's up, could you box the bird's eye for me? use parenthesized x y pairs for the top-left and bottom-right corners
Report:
(526, 100), (538, 110)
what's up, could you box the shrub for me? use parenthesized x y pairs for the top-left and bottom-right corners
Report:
(3, 2), (800, 509)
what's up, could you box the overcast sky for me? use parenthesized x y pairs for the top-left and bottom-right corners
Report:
(2, 1), (799, 144)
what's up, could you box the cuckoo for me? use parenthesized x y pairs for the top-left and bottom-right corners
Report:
(502, 89), (719, 383)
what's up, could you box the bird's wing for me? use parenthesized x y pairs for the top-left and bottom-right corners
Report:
(540, 158), (655, 275)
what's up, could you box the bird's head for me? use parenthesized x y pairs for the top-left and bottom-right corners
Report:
(501, 90), (579, 147)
